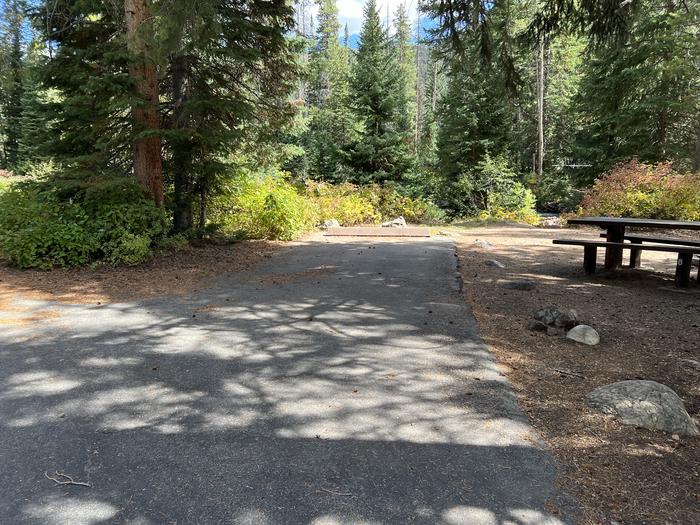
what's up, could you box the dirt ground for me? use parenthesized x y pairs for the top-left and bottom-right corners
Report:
(0, 239), (280, 305)
(453, 223), (700, 525)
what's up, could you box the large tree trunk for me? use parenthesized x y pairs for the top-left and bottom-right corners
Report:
(171, 53), (193, 232)
(124, 0), (164, 207)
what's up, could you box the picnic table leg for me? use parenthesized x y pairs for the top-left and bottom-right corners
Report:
(583, 245), (597, 274)
(629, 240), (642, 268)
(604, 225), (625, 269)
(675, 253), (693, 288)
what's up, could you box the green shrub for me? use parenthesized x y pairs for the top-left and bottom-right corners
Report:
(480, 182), (540, 225)
(446, 155), (539, 224)
(0, 177), (166, 269)
(357, 184), (447, 224)
(580, 160), (700, 220)
(533, 172), (583, 212)
(211, 169), (316, 240)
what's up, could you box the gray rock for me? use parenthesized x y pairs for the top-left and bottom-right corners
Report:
(587, 380), (699, 436)
(534, 306), (578, 330)
(322, 219), (340, 229)
(503, 279), (536, 291)
(546, 326), (561, 337)
(528, 319), (548, 332)
(566, 325), (600, 346)
(486, 259), (506, 269)
(679, 359), (700, 370)
(474, 239), (494, 250)
(381, 216), (406, 228)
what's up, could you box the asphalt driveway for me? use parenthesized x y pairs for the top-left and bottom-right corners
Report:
(0, 237), (575, 524)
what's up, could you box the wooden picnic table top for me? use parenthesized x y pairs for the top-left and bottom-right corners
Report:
(567, 217), (700, 230)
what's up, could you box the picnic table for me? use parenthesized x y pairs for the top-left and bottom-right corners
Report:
(567, 217), (700, 269)
(555, 217), (700, 287)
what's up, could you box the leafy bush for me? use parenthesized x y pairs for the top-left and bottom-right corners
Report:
(304, 181), (379, 225)
(357, 184), (447, 225)
(580, 160), (700, 220)
(211, 169), (316, 240)
(0, 177), (166, 269)
(480, 181), (539, 225)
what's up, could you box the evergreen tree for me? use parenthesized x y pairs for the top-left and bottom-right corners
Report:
(37, 1), (134, 177)
(17, 40), (53, 171)
(436, 55), (512, 183)
(348, 0), (412, 183)
(303, 0), (355, 181)
(159, 0), (299, 232)
(574, 1), (700, 176)
(392, 3), (416, 141)
(1, 0), (24, 170)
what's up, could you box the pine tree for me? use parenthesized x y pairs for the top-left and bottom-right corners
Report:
(303, 0), (355, 181)
(16, 41), (53, 171)
(159, 0), (299, 232)
(574, 1), (700, 176)
(347, 0), (412, 183)
(1, 0), (24, 170)
(392, 3), (416, 141)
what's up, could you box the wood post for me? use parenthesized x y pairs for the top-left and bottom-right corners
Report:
(629, 240), (642, 268)
(584, 245), (597, 275)
(604, 225), (625, 269)
(675, 253), (693, 288)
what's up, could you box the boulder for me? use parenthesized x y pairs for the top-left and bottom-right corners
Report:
(587, 380), (699, 436)
(485, 259), (506, 269)
(381, 216), (406, 228)
(566, 325), (600, 346)
(534, 306), (578, 330)
(503, 279), (536, 291)
(322, 219), (340, 229)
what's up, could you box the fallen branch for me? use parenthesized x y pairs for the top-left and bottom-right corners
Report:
(552, 368), (586, 379)
(316, 488), (352, 497)
(45, 471), (91, 487)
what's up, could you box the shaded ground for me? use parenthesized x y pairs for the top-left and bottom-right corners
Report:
(453, 224), (700, 525)
(0, 236), (575, 524)
(0, 240), (278, 305)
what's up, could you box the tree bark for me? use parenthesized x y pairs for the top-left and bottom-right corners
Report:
(693, 117), (700, 174)
(124, 0), (164, 207)
(171, 53), (193, 232)
(536, 38), (545, 181)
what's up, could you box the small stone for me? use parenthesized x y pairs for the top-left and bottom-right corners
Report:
(503, 279), (536, 291)
(474, 239), (494, 249)
(381, 216), (406, 228)
(671, 434), (680, 441)
(566, 325), (600, 346)
(546, 326), (561, 337)
(527, 320), (548, 332)
(322, 219), (340, 229)
(587, 380), (699, 436)
(486, 259), (506, 269)
(534, 305), (578, 329)
(679, 359), (700, 370)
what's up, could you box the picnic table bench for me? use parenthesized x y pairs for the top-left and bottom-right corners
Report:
(555, 217), (700, 288)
